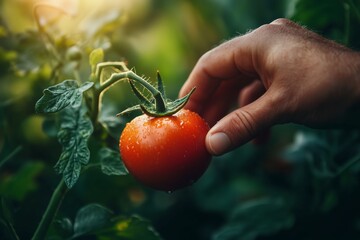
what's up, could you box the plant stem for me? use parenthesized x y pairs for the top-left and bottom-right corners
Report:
(93, 70), (166, 120)
(0, 146), (22, 170)
(98, 71), (158, 95)
(31, 180), (68, 240)
(94, 61), (129, 81)
(98, 71), (166, 111)
(90, 87), (101, 124)
(348, 0), (360, 21)
(33, 4), (61, 63)
(1, 198), (20, 240)
(336, 154), (360, 176)
(344, 2), (350, 46)
(6, 220), (20, 240)
(128, 72), (166, 112)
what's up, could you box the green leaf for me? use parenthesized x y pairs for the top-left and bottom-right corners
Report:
(116, 105), (142, 116)
(89, 48), (104, 67)
(99, 147), (128, 176)
(69, 204), (161, 240)
(99, 105), (126, 138)
(82, 9), (122, 39)
(129, 79), (152, 105)
(289, 0), (347, 44)
(0, 161), (45, 201)
(54, 106), (93, 188)
(139, 87), (196, 117)
(284, 130), (360, 178)
(35, 80), (94, 113)
(73, 204), (113, 238)
(165, 87), (195, 112)
(55, 218), (73, 236)
(10, 30), (48, 74)
(156, 71), (166, 98)
(213, 198), (294, 240)
(96, 215), (162, 240)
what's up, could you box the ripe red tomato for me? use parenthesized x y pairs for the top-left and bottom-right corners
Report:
(119, 109), (211, 191)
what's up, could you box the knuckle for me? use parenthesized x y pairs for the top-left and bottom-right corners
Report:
(198, 48), (216, 64)
(251, 18), (300, 38)
(270, 18), (293, 26)
(229, 109), (257, 141)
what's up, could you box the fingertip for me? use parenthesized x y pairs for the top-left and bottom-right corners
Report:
(206, 131), (232, 156)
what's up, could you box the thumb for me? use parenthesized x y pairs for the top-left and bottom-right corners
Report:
(206, 91), (282, 155)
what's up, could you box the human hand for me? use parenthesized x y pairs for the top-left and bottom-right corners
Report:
(179, 18), (360, 155)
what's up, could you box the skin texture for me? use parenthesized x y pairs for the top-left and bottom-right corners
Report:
(179, 18), (360, 156)
(119, 109), (211, 191)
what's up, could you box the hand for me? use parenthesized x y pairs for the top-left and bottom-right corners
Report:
(179, 18), (360, 156)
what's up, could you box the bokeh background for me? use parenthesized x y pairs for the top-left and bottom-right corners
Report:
(1, 0), (360, 239)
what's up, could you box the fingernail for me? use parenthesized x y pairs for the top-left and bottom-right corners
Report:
(207, 132), (231, 155)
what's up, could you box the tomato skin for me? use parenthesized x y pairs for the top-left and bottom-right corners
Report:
(119, 109), (211, 191)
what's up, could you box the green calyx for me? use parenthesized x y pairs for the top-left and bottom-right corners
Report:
(117, 71), (195, 117)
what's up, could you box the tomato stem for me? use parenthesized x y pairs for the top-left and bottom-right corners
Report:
(96, 70), (167, 114)
(127, 72), (167, 113)
(31, 180), (68, 240)
(89, 62), (130, 123)
(91, 61), (192, 117)
(94, 61), (129, 82)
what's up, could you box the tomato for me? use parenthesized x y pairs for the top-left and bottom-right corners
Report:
(119, 109), (211, 191)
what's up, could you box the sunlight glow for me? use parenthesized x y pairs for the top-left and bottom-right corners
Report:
(1, 0), (150, 33)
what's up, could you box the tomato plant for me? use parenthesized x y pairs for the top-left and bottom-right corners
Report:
(30, 44), (212, 237)
(120, 109), (211, 191)
(2, 1), (360, 240)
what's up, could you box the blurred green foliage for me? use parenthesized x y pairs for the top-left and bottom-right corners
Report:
(1, 0), (360, 239)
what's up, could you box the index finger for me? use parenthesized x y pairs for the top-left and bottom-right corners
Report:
(179, 35), (258, 114)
